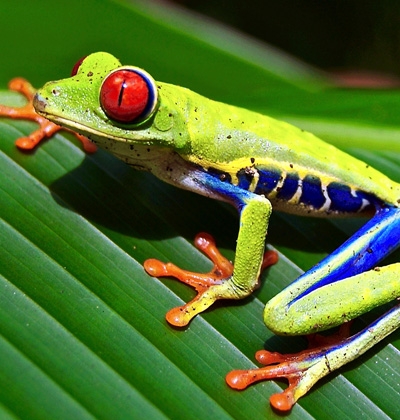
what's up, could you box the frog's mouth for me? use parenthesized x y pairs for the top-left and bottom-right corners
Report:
(33, 92), (92, 134)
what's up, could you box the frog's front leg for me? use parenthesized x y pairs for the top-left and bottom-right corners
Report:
(227, 205), (400, 411)
(0, 78), (95, 152)
(144, 174), (278, 326)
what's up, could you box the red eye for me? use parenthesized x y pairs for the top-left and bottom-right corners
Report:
(100, 67), (157, 124)
(71, 56), (87, 76)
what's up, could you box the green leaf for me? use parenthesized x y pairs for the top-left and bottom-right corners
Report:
(0, 1), (399, 419)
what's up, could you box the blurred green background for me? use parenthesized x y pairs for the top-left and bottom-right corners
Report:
(168, 0), (400, 80)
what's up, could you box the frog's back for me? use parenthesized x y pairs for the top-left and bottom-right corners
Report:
(181, 88), (400, 215)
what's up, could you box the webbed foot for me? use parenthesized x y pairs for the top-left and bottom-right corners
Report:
(226, 334), (343, 411)
(227, 303), (400, 411)
(144, 232), (278, 326)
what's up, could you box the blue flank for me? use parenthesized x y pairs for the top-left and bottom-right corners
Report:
(328, 182), (377, 213)
(206, 164), (382, 214)
(300, 175), (325, 209)
(254, 167), (281, 195)
(208, 164), (380, 214)
(237, 168), (254, 191)
(276, 172), (299, 201)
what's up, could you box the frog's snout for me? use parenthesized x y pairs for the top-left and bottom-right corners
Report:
(33, 92), (47, 114)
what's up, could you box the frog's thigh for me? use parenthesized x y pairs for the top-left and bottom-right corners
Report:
(264, 263), (400, 336)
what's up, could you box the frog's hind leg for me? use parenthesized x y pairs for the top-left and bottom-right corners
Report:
(227, 301), (400, 411)
(227, 205), (400, 411)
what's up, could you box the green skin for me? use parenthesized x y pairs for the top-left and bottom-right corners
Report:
(32, 52), (400, 407)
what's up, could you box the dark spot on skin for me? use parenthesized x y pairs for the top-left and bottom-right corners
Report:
(250, 157), (255, 164)
(208, 167), (232, 183)
(130, 145), (134, 150)
(227, 135), (232, 139)
(367, 247), (373, 253)
(245, 167), (255, 176)
(236, 167), (257, 190)
(87, 71), (93, 77)
(290, 163), (294, 168)
(147, 148), (151, 152)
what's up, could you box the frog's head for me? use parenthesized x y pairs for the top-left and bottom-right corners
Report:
(33, 52), (188, 149)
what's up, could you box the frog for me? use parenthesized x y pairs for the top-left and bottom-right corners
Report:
(1, 52), (399, 411)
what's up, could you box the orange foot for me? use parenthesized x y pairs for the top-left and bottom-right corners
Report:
(0, 78), (96, 152)
(144, 232), (278, 326)
(226, 323), (353, 412)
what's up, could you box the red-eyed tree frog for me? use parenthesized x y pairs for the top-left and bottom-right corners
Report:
(1, 52), (400, 412)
